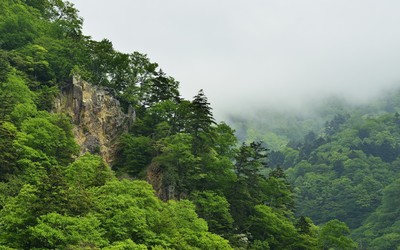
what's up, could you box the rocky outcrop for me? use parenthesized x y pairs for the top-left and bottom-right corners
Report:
(54, 76), (135, 164)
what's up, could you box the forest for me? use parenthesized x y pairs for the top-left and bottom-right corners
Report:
(0, 0), (397, 249)
(228, 92), (400, 249)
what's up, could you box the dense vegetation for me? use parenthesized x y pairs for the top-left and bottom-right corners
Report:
(0, 0), (382, 249)
(229, 92), (400, 249)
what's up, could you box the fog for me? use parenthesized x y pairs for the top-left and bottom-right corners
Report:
(69, 0), (400, 119)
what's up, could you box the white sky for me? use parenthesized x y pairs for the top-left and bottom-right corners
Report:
(69, 0), (400, 118)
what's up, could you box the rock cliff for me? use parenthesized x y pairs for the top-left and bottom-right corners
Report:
(54, 76), (135, 164)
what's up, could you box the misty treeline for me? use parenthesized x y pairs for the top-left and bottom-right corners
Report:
(0, 0), (388, 249)
(228, 91), (400, 249)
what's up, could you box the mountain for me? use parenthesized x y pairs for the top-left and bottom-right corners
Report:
(0, 0), (362, 249)
(228, 89), (400, 249)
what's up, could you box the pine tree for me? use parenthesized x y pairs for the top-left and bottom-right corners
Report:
(188, 89), (216, 155)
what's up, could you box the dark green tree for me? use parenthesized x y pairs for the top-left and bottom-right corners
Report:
(190, 191), (234, 235)
(187, 89), (216, 155)
(263, 166), (295, 214)
(228, 141), (268, 231)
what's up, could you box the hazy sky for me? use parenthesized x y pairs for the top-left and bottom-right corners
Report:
(69, 0), (400, 118)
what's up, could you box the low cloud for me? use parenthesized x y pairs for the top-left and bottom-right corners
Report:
(70, 0), (400, 119)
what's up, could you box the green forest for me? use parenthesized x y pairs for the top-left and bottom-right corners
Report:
(228, 92), (400, 249)
(0, 0), (397, 249)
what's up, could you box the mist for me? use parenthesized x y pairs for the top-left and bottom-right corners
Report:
(69, 0), (400, 120)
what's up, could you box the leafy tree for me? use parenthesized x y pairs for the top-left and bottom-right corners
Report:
(263, 167), (295, 215)
(0, 72), (36, 121)
(65, 153), (113, 188)
(90, 180), (161, 245)
(249, 205), (299, 249)
(16, 44), (54, 82)
(139, 69), (180, 108)
(153, 133), (198, 199)
(212, 122), (238, 158)
(114, 134), (154, 177)
(234, 141), (267, 180)
(190, 191), (234, 235)
(162, 199), (232, 249)
(0, 184), (39, 249)
(28, 212), (107, 249)
(318, 219), (357, 250)
(18, 116), (78, 165)
(228, 142), (268, 231)
(102, 239), (147, 250)
(0, 2), (40, 50)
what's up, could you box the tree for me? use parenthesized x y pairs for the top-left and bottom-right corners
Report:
(153, 133), (198, 199)
(113, 134), (154, 177)
(28, 212), (107, 249)
(0, 73), (36, 121)
(249, 205), (299, 249)
(0, 121), (19, 181)
(102, 239), (147, 250)
(234, 141), (267, 181)
(187, 89), (216, 155)
(90, 180), (162, 245)
(139, 69), (180, 108)
(318, 219), (357, 250)
(22, 0), (83, 38)
(0, 49), (11, 82)
(0, 184), (39, 249)
(65, 153), (113, 188)
(0, 2), (40, 50)
(212, 122), (238, 158)
(18, 116), (78, 165)
(16, 44), (55, 82)
(325, 113), (349, 136)
(190, 191), (234, 235)
(161, 199), (232, 249)
(228, 142), (268, 231)
(263, 167), (295, 215)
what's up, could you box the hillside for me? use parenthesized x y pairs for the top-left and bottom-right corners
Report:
(228, 90), (400, 249)
(0, 1), (366, 249)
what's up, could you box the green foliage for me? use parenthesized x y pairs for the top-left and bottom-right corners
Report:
(161, 199), (232, 250)
(190, 191), (234, 234)
(29, 212), (107, 249)
(18, 115), (78, 165)
(187, 89), (216, 155)
(153, 133), (199, 198)
(0, 122), (19, 180)
(212, 122), (238, 158)
(318, 219), (357, 250)
(0, 2), (41, 50)
(0, 49), (11, 82)
(0, 1), (365, 248)
(90, 180), (161, 244)
(228, 142), (271, 232)
(234, 141), (267, 179)
(65, 153), (114, 188)
(0, 184), (40, 248)
(352, 178), (400, 249)
(102, 239), (147, 250)
(249, 205), (299, 249)
(0, 72), (36, 121)
(114, 134), (154, 176)
(263, 167), (295, 215)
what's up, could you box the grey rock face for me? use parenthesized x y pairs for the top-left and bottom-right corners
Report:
(54, 76), (135, 164)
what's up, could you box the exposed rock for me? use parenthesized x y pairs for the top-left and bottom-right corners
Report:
(147, 161), (188, 201)
(54, 75), (135, 164)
